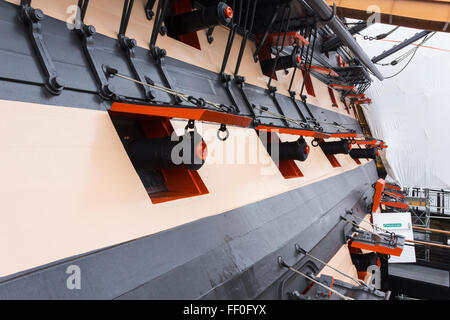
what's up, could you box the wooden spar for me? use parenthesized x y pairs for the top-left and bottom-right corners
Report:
(412, 226), (450, 236)
(405, 239), (450, 249)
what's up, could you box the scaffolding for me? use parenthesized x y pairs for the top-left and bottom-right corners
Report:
(403, 187), (450, 266)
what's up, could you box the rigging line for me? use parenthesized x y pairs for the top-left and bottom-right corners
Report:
(297, 247), (370, 288)
(379, 32), (436, 79)
(285, 265), (354, 300)
(350, 214), (398, 237)
(376, 32), (435, 66)
(360, 26), (400, 41)
(299, 25), (313, 97)
(267, 5), (291, 88)
(342, 215), (395, 243)
(379, 39), (450, 53)
(113, 72), (229, 112)
(350, 220), (395, 243)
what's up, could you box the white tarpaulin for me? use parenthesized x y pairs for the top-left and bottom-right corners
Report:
(372, 212), (416, 263)
(355, 24), (450, 189)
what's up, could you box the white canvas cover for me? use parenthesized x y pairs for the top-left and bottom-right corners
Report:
(355, 24), (450, 189)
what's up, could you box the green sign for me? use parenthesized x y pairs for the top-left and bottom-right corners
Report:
(383, 223), (402, 228)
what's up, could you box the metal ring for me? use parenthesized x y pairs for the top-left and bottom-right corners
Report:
(311, 138), (320, 147)
(217, 126), (229, 141)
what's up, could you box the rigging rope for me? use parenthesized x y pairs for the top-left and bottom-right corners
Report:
(361, 26), (400, 41)
(286, 265), (354, 300)
(113, 72), (233, 112)
(341, 215), (395, 243)
(376, 32), (436, 79)
(297, 246), (370, 288)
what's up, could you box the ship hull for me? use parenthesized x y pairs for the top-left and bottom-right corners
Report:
(0, 0), (378, 299)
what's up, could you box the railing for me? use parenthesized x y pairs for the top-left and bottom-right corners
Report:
(413, 229), (450, 270)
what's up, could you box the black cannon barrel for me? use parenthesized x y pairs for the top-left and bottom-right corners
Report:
(349, 148), (378, 159)
(267, 137), (310, 162)
(260, 54), (301, 74)
(319, 140), (351, 155)
(126, 131), (207, 171)
(165, 2), (233, 37)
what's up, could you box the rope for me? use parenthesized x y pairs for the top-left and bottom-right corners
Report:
(376, 32), (436, 80)
(362, 26), (400, 41)
(350, 220), (394, 243)
(298, 247), (370, 288)
(287, 266), (354, 300)
(342, 215), (395, 243)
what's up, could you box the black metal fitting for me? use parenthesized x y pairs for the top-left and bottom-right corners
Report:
(278, 256), (290, 268)
(150, 46), (167, 59)
(185, 120), (197, 134)
(75, 22), (116, 100)
(234, 75), (245, 84)
(145, 0), (156, 20)
(20, 3), (65, 95)
(206, 26), (215, 44)
(220, 73), (232, 83)
(294, 244), (307, 255)
(217, 124), (229, 141)
(83, 24), (96, 36)
(104, 65), (118, 77)
(29, 7), (44, 22)
(268, 86), (277, 94)
(118, 0), (156, 102)
(122, 37), (137, 49)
